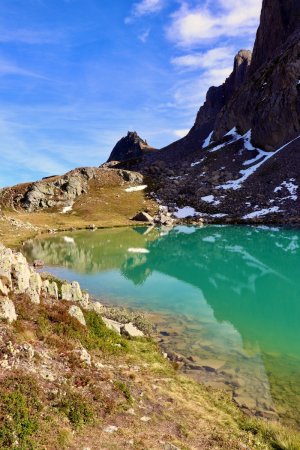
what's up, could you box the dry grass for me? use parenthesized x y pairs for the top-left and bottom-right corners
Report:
(0, 172), (158, 248)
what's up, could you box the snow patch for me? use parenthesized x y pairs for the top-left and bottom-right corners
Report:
(63, 236), (75, 244)
(202, 131), (214, 148)
(61, 203), (73, 214)
(201, 195), (221, 206)
(219, 134), (300, 190)
(125, 185), (147, 192)
(243, 207), (280, 219)
(128, 248), (150, 254)
(174, 206), (198, 218)
(274, 179), (298, 201)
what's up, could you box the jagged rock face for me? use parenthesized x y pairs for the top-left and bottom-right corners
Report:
(160, 50), (252, 157)
(214, 34), (300, 150)
(250, 0), (300, 75)
(192, 50), (252, 139)
(19, 167), (96, 212)
(107, 131), (155, 162)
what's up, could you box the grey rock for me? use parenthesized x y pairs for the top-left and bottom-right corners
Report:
(68, 305), (86, 326)
(121, 322), (144, 338)
(0, 297), (17, 323)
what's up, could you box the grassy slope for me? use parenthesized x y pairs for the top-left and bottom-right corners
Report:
(0, 173), (158, 248)
(2, 293), (300, 450)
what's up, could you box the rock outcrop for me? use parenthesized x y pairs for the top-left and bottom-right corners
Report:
(107, 131), (156, 162)
(0, 243), (146, 339)
(249, 0), (300, 76)
(20, 167), (97, 212)
(158, 50), (252, 158)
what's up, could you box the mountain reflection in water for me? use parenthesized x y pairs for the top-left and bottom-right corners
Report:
(22, 225), (300, 427)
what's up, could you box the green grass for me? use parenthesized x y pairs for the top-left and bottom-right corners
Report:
(57, 391), (94, 429)
(0, 374), (42, 450)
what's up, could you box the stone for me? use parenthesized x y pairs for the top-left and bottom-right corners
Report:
(102, 317), (122, 334)
(42, 280), (59, 300)
(26, 272), (42, 304)
(68, 305), (86, 326)
(33, 259), (44, 268)
(140, 416), (151, 422)
(19, 343), (35, 360)
(0, 275), (10, 296)
(132, 211), (154, 223)
(61, 281), (88, 303)
(74, 346), (91, 366)
(0, 297), (17, 323)
(88, 301), (103, 314)
(11, 252), (31, 293)
(121, 323), (144, 338)
(104, 425), (118, 433)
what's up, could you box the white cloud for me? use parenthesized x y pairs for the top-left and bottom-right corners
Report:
(171, 66), (232, 112)
(174, 128), (189, 138)
(126, 0), (165, 22)
(171, 46), (234, 70)
(166, 0), (261, 47)
(138, 29), (151, 43)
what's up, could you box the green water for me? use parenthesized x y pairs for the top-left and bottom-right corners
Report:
(23, 225), (300, 427)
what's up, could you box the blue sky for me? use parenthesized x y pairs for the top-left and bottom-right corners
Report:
(0, 0), (262, 186)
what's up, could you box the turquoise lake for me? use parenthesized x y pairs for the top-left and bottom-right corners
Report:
(22, 225), (300, 427)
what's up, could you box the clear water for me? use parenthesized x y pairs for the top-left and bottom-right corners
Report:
(22, 225), (300, 427)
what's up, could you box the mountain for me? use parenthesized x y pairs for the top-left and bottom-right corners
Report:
(110, 0), (300, 223)
(1, 0), (300, 225)
(107, 131), (156, 163)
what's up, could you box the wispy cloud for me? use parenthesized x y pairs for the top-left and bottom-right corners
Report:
(126, 0), (166, 23)
(0, 56), (44, 78)
(138, 29), (151, 43)
(171, 46), (235, 71)
(0, 28), (66, 45)
(166, 0), (261, 47)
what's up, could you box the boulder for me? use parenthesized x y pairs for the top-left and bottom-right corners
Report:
(33, 259), (44, 268)
(42, 280), (59, 300)
(61, 281), (89, 305)
(0, 297), (17, 323)
(11, 253), (31, 293)
(74, 346), (91, 365)
(26, 271), (42, 304)
(132, 212), (154, 223)
(68, 305), (86, 326)
(120, 323), (144, 338)
(102, 317), (122, 334)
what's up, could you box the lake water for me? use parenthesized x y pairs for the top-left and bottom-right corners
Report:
(22, 225), (300, 427)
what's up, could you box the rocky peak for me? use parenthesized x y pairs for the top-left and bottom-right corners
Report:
(250, 0), (300, 75)
(183, 49), (252, 147)
(107, 131), (155, 162)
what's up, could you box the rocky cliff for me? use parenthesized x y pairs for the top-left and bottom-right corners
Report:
(107, 131), (156, 162)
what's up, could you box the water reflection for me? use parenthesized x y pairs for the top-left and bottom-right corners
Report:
(23, 225), (300, 426)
